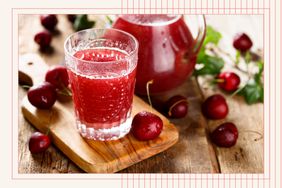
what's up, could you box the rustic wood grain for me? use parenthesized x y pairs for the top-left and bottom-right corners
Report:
(18, 87), (83, 173)
(197, 77), (264, 173)
(122, 77), (219, 173)
(18, 15), (218, 173)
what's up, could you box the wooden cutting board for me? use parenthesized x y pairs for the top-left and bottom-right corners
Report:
(19, 53), (179, 173)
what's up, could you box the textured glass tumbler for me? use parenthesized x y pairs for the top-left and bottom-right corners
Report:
(64, 28), (138, 141)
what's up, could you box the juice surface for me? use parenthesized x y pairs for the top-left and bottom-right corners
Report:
(68, 48), (136, 129)
(113, 15), (197, 94)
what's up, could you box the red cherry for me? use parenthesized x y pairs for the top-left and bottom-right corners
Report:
(67, 15), (77, 23)
(202, 94), (229, 120)
(29, 132), (51, 154)
(45, 66), (69, 90)
(27, 82), (57, 109)
(40, 15), (58, 31)
(131, 111), (163, 141)
(217, 72), (240, 92)
(165, 95), (188, 118)
(233, 33), (253, 52)
(34, 31), (52, 49)
(211, 122), (238, 147)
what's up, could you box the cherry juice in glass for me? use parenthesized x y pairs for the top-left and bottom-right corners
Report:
(64, 29), (138, 141)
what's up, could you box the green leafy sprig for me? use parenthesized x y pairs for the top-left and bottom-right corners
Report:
(195, 26), (224, 76)
(195, 26), (264, 104)
(73, 15), (96, 31)
(238, 60), (264, 104)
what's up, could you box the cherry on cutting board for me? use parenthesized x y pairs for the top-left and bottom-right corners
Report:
(131, 111), (163, 141)
(34, 31), (52, 50)
(216, 72), (241, 92)
(202, 94), (229, 120)
(233, 33), (253, 52)
(165, 95), (188, 118)
(210, 122), (238, 147)
(40, 14), (58, 31)
(29, 132), (51, 154)
(45, 65), (69, 90)
(27, 82), (57, 109)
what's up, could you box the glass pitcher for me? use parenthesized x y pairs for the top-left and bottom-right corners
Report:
(113, 15), (206, 95)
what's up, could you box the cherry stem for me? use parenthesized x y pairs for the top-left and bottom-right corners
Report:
(168, 99), (188, 117)
(194, 76), (205, 99)
(58, 79), (72, 96)
(105, 15), (113, 25)
(58, 87), (72, 97)
(21, 85), (31, 90)
(45, 128), (50, 136)
(207, 45), (249, 74)
(146, 80), (154, 108)
(230, 76), (252, 98)
(213, 78), (225, 83)
(241, 129), (263, 141)
(230, 84), (246, 97)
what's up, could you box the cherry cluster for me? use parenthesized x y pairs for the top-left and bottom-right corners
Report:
(34, 15), (58, 50)
(27, 66), (70, 154)
(28, 66), (69, 109)
(202, 94), (238, 147)
(204, 33), (254, 147)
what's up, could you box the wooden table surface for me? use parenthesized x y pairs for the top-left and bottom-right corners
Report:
(18, 15), (263, 173)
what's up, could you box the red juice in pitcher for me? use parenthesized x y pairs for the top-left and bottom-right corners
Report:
(113, 15), (198, 94)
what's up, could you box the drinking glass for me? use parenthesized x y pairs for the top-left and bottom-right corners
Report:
(64, 28), (138, 141)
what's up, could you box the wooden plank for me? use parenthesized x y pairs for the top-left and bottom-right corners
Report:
(197, 78), (264, 173)
(20, 53), (179, 173)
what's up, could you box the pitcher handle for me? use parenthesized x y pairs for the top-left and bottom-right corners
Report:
(193, 15), (206, 54)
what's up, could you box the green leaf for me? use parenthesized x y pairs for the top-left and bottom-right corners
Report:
(73, 15), (96, 31)
(239, 82), (264, 104)
(197, 48), (206, 63)
(257, 60), (264, 74)
(255, 72), (262, 85)
(203, 26), (222, 47)
(195, 55), (224, 76)
(197, 25), (222, 64)
(253, 60), (264, 84)
(237, 58), (264, 104)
